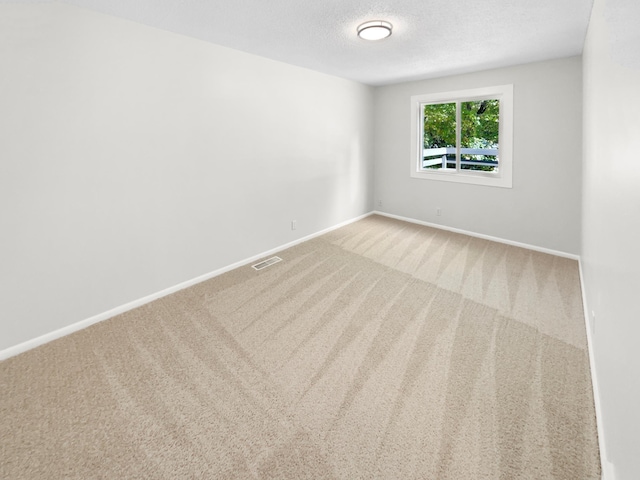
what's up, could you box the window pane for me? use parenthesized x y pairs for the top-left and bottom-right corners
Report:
(460, 99), (499, 171)
(422, 102), (456, 170)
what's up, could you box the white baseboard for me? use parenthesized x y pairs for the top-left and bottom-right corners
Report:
(578, 260), (610, 480)
(0, 212), (373, 362)
(372, 211), (580, 260)
(602, 460), (616, 480)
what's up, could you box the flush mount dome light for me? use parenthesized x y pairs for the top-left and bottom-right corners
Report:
(357, 20), (393, 40)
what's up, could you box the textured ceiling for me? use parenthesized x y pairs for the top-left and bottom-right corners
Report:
(55, 0), (594, 85)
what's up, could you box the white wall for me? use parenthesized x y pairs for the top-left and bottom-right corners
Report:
(0, 3), (373, 352)
(373, 57), (583, 255)
(582, 0), (640, 478)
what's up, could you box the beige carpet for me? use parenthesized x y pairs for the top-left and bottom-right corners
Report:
(0, 215), (600, 479)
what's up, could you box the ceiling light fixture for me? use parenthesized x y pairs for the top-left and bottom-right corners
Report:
(357, 20), (393, 41)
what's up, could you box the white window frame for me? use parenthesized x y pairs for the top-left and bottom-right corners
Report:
(410, 84), (513, 188)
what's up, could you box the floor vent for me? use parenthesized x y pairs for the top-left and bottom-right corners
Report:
(252, 256), (282, 271)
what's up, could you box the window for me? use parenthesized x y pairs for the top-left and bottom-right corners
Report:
(410, 85), (513, 188)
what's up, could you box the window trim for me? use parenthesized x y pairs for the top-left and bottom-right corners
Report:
(410, 84), (514, 188)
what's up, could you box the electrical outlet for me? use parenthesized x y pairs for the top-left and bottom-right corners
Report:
(291, 220), (297, 231)
(436, 207), (442, 216)
(591, 310), (596, 335)
(378, 199), (383, 207)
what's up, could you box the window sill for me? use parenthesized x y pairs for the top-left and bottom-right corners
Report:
(410, 169), (512, 188)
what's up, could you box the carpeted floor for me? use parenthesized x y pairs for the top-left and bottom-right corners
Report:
(0, 215), (600, 479)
